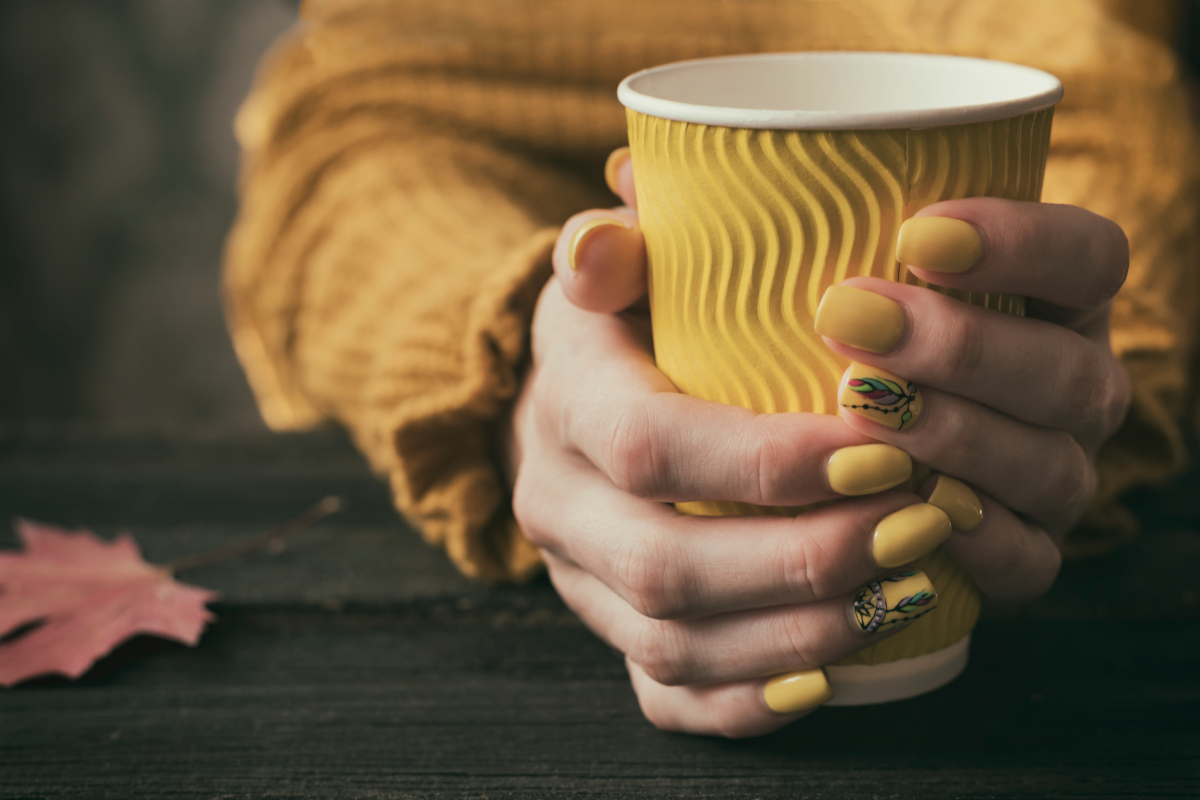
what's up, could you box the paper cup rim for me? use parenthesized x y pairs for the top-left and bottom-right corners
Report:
(617, 52), (1063, 130)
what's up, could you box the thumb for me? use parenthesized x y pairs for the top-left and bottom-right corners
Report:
(552, 208), (647, 314)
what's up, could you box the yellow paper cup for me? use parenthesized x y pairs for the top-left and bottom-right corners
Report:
(618, 52), (1061, 705)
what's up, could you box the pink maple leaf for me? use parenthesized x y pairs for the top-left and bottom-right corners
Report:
(0, 519), (217, 687)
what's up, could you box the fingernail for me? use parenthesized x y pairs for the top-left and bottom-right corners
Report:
(814, 285), (905, 354)
(840, 362), (924, 431)
(763, 668), (834, 714)
(604, 146), (631, 196)
(872, 503), (952, 568)
(897, 217), (983, 274)
(926, 475), (984, 531)
(568, 218), (625, 272)
(852, 570), (939, 634)
(827, 444), (913, 496)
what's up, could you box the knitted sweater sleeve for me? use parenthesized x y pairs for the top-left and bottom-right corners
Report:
(222, 32), (609, 581)
(225, 1), (1199, 580)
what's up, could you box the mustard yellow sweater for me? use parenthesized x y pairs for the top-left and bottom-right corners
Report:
(224, 0), (1200, 580)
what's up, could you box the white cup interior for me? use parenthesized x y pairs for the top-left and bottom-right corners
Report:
(618, 52), (1062, 130)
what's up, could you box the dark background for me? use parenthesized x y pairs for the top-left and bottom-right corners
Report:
(0, 1), (1197, 435)
(0, 0), (295, 432)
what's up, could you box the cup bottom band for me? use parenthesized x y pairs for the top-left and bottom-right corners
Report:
(823, 635), (970, 706)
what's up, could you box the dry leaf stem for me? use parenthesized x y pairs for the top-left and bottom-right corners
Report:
(163, 496), (343, 574)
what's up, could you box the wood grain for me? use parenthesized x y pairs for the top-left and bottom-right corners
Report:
(1, 428), (1197, 799)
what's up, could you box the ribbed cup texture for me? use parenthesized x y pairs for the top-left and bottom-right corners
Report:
(628, 108), (1052, 664)
(902, 110), (1053, 312)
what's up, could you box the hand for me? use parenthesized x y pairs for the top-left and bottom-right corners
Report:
(813, 199), (1131, 598)
(503, 149), (1104, 737)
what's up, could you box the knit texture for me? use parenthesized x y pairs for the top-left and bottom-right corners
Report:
(224, 0), (1200, 579)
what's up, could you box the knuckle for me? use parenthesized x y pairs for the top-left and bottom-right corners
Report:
(1056, 345), (1132, 441)
(629, 620), (690, 686)
(527, 366), (554, 412)
(605, 399), (661, 498)
(709, 710), (772, 740)
(528, 368), (566, 440)
(937, 399), (985, 468)
(1089, 219), (1130, 303)
(994, 523), (1063, 602)
(1105, 360), (1133, 435)
(777, 612), (822, 671)
(1029, 536), (1063, 597)
(986, 523), (1027, 583)
(635, 695), (680, 733)
(1056, 346), (1109, 428)
(984, 522), (1061, 602)
(633, 684), (760, 739)
(614, 535), (686, 620)
(938, 311), (987, 384)
(749, 421), (792, 506)
(511, 474), (549, 548)
(1036, 433), (1095, 514)
(775, 525), (827, 604)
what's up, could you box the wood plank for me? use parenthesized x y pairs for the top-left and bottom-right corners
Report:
(1, 429), (1198, 797)
(0, 428), (477, 603)
(0, 427), (1197, 613)
(3, 610), (1196, 798)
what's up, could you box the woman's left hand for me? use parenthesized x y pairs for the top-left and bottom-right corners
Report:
(813, 197), (1131, 599)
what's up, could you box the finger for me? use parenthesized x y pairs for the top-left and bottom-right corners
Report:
(833, 364), (1097, 535)
(567, 389), (917, 506)
(626, 658), (827, 738)
(532, 287), (915, 507)
(604, 146), (638, 209)
(920, 474), (1062, 603)
(543, 551), (934, 686)
(552, 208), (647, 313)
(894, 198), (1128, 320)
(815, 279), (1131, 447)
(517, 449), (946, 618)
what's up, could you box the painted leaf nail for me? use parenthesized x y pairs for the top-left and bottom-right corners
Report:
(844, 374), (921, 430)
(848, 377), (901, 405)
(893, 590), (935, 614)
(852, 571), (939, 634)
(884, 571), (920, 581)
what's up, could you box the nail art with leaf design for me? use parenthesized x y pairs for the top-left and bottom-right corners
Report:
(852, 570), (939, 634)
(840, 362), (924, 431)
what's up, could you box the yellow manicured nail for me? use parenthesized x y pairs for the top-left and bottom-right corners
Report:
(852, 570), (939, 634)
(568, 218), (625, 272)
(763, 668), (834, 714)
(814, 285), (905, 354)
(897, 216), (983, 274)
(840, 362), (923, 431)
(827, 444), (912, 496)
(872, 503), (952, 568)
(604, 146), (631, 196)
(926, 475), (984, 531)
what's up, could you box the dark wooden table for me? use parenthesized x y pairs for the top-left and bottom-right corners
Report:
(1, 427), (1197, 799)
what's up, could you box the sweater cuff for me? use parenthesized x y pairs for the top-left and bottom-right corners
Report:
(378, 229), (557, 582)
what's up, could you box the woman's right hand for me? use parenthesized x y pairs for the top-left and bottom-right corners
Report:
(509, 274), (928, 737)
(505, 152), (1058, 738)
